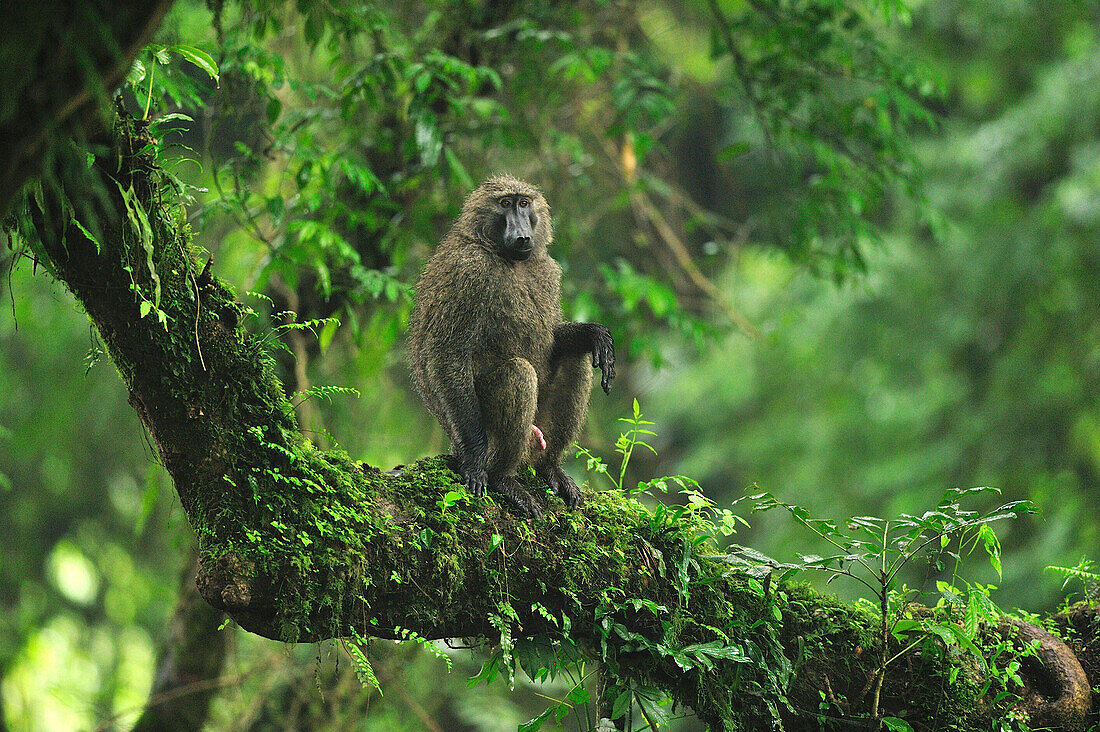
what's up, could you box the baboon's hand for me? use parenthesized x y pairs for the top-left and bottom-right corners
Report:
(589, 324), (615, 394)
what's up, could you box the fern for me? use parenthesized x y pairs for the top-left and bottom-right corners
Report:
(1046, 559), (1100, 602)
(394, 625), (453, 671)
(340, 639), (382, 695)
(292, 384), (361, 407)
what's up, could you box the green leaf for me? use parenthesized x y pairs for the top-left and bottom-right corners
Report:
(634, 686), (670, 728)
(71, 218), (101, 254)
(882, 717), (914, 732)
(126, 57), (147, 86)
(680, 640), (751, 664)
(488, 534), (504, 555)
(566, 685), (590, 705)
(517, 707), (554, 732)
(926, 624), (957, 647)
(170, 45), (220, 84)
(890, 619), (921, 639)
(977, 524), (1003, 579)
(341, 640), (382, 695)
(963, 593), (980, 639)
(155, 112), (194, 125)
(437, 489), (466, 512)
(610, 689), (632, 719)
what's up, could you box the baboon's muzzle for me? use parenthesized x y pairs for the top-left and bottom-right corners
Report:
(501, 206), (534, 261)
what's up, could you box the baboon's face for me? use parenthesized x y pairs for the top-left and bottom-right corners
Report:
(463, 176), (549, 261)
(493, 191), (538, 261)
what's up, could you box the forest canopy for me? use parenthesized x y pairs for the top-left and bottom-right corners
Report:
(3, 1), (1100, 731)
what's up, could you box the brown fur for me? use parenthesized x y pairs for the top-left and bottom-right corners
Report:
(408, 175), (614, 517)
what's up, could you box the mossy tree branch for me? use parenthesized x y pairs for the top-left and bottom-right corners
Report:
(0, 0), (173, 216)
(21, 113), (1100, 731)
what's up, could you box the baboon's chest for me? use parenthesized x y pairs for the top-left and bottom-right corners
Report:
(477, 263), (558, 365)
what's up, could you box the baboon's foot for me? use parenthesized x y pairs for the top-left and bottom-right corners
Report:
(538, 463), (583, 509)
(496, 477), (543, 519)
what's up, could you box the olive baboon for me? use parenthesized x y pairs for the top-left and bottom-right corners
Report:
(408, 175), (615, 518)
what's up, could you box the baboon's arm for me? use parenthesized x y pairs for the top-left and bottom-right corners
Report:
(430, 357), (489, 494)
(550, 322), (615, 393)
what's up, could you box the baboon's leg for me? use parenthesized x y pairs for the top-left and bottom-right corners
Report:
(475, 357), (542, 517)
(533, 354), (592, 507)
(536, 354), (593, 462)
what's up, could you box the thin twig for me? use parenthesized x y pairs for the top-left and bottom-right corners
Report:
(629, 177), (759, 337)
(94, 669), (251, 732)
(398, 687), (444, 732)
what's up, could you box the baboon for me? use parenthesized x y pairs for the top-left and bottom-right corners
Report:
(408, 175), (615, 518)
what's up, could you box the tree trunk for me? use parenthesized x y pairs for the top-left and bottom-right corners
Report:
(131, 552), (229, 732)
(0, 0), (173, 216)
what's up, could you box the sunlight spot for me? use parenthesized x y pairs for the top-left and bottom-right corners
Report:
(47, 541), (99, 606)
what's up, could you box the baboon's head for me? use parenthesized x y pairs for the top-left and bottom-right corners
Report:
(461, 175), (551, 262)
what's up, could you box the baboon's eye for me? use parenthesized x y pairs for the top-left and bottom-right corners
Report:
(518, 198), (530, 208)
(500, 198), (512, 208)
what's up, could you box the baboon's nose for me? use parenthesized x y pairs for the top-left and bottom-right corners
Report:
(503, 234), (534, 261)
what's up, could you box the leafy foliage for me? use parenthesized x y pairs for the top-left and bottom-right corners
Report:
(100, 0), (937, 372)
(700, 0), (937, 276)
(342, 634), (383, 695)
(726, 486), (1035, 728)
(1046, 558), (1100, 605)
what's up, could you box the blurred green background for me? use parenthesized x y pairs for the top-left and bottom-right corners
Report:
(4, 0), (1100, 729)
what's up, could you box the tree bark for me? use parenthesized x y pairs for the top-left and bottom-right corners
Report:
(21, 111), (1099, 731)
